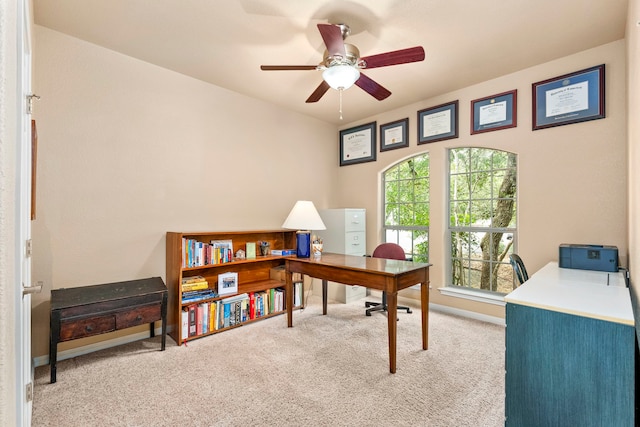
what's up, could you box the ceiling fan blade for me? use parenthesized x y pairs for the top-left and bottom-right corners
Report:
(260, 65), (318, 71)
(355, 73), (391, 101)
(306, 81), (330, 103)
(317, 24), (346, 57)
(360, 46), (425, 69)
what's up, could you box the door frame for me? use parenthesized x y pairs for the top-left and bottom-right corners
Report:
(15, 0), (34, 424)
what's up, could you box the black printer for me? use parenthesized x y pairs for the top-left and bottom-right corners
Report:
(558, 244), (619, 272)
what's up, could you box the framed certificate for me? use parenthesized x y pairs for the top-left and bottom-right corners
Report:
(339, 122), (376, 166)
(471, 90), (517, 134)
(380, 118), (409, 152)
(532, 64), (605, 130)
(417, 100), (458, 145)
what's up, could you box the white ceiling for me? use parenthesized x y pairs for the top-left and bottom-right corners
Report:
(33, 0), (628, 125)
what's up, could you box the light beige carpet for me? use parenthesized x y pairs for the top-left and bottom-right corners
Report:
(33, 296), (505, 426)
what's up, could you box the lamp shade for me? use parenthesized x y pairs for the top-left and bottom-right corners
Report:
(282, 201), (326, 231)
(322, 65), (360, 90)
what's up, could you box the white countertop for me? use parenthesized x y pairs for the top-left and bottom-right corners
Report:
(504, 262), (634, 326)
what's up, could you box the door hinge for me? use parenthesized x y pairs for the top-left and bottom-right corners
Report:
(26, 382), (33, 402)
(26, 94), (40, 115)
(26, 239), (32, 257)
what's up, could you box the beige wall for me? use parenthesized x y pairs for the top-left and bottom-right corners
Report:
(31, 27), (630, 358)
(335, 40), (628, 318)
(627, 1), (640, 319)
(30, 26), (338, 358)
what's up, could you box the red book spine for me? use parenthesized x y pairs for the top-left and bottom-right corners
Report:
(249, 292), (256, 320)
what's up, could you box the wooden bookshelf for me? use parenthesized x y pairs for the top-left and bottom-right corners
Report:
(165, 229), (300, 345)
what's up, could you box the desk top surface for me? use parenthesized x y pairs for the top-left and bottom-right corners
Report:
(286, 252), (431, 276)
(51, 277), (166, 310)
(504, 262), (633, 325)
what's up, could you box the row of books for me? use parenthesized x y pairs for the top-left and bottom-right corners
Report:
(181, 289), (288, 340)
(182, 238), (233, 268)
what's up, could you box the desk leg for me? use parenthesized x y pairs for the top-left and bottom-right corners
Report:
(387, 290), (398, 374)
(161, 291), (167, 351)
(49, 311), (60, 384)
(421, 281), (429, 350)
(322, 279), (328, 315)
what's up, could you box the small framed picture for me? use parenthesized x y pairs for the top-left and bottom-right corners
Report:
(380, 118), (409, 152)
(471, 90), (517, 134)
(339, 122), (376, 166)
(532, 64), (605, 130)
(418, 100), (458, 145)
(218, 272), (238, 296)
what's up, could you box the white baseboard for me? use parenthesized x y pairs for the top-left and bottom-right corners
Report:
(34, 325), (170, 368)
(428, 303), (505, 326)
(366, 290), (505, 326)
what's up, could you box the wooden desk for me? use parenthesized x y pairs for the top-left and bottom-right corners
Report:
(285, 253), (431, 373)
(49, 277), (168, 383)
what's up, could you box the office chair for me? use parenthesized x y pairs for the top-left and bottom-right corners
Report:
(509, 253), (529, 286)
(365, 243), (413, 317)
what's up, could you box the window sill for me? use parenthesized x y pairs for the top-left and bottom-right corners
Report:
(438, 286), (506, 306)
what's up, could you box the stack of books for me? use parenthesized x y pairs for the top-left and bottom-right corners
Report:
(181, 276), (216, 304)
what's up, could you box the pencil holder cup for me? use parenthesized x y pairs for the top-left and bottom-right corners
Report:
(312, 243), (323, 257)
(259, 242), (270, 256)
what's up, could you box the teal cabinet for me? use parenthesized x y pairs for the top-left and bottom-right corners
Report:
(504, 262), (635, 426)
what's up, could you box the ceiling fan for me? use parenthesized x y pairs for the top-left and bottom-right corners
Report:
(260, 23), (425, 104)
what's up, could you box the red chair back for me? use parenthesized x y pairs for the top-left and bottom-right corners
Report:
(372, 243), (406, 261)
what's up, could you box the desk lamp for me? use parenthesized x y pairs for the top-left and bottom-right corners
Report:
(282, 201), (326, 258)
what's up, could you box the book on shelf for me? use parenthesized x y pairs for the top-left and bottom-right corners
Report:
(234, 300), (241, 325)
(270, 249), (296, 256)
(249, 292), (256, 320)
(188, 305), (197, 337)
(181, 275), (206, 284)
(181, 281), (209, 292)
(201, 302), (209, 334)
(223, 302), (230, 328)
(181, 309), (189, 341)
(196, 304), (204, 336)
(209, 302), (216, 332)
(216, 300), (223, 330)
(274, 288), (285, 312)
(246, 242), (256, 259)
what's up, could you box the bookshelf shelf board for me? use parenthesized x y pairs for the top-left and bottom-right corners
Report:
(181, 254), (295, 271)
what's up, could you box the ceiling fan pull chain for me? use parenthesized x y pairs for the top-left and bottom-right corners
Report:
(339, 88), (344, 120)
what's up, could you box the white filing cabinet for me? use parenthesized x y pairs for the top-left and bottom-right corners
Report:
(318, 208), (367, 303)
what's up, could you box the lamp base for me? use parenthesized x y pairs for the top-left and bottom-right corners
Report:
(296, 231), (311, 258)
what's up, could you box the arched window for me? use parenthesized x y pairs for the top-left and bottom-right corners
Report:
(382, 154), (429, 262)
(448, 147), (517, 293)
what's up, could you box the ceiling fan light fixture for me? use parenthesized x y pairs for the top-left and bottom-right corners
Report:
(322, 65), (360, 90)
